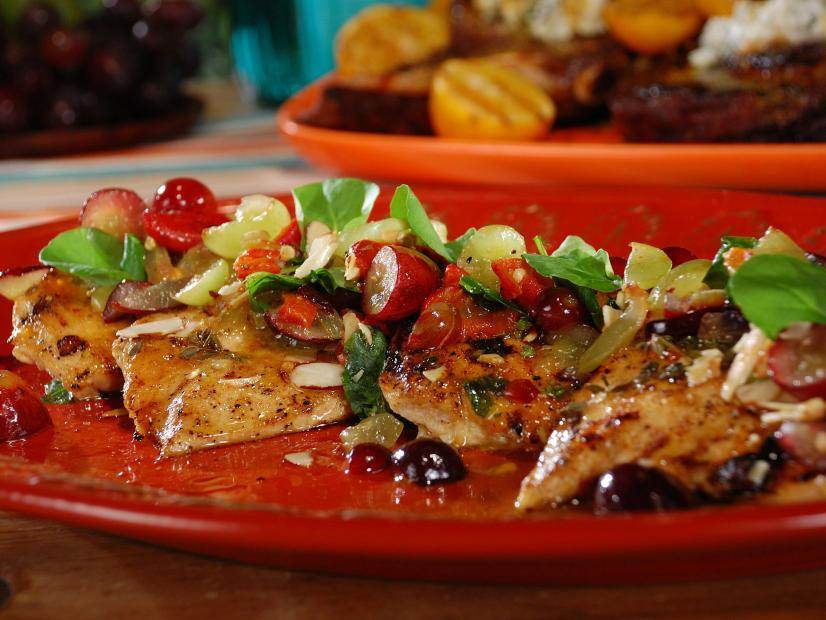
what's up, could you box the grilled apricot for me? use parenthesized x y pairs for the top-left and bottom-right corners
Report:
(604, 0), (704, 55)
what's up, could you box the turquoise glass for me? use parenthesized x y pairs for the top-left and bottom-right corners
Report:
(230, 0), (427, 104)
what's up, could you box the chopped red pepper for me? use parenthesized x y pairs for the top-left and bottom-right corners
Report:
(233, 248), (282, 280)
(275, 293), (319, 328)
(443, 264), (466, 287)
(491, 258), (553, 310)
(275, 219), (301, 249)
(503, 379), (539, 404)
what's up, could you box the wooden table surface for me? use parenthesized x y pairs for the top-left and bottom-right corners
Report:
(1, 511), (825, 620)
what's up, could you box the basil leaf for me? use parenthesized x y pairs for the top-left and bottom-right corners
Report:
(552, 235), (598, 258)
(305, 267), (357, 295)
(727, 254), (826, 339)
(523, 250), (621, 293)
(463, 376), (508, 417)
(444, 227), (476, 261)
(42, 379), (72, 404)
(704, 236), (757, 289)
(459, 275), (526, 314)
(245, 272), (303, 312)
(39, 227), (138, 286)
(120, 234), (146, 282)
(389, 184), (455, 262)
(343, 326), (388, 419)
(292, 178), (379, 241)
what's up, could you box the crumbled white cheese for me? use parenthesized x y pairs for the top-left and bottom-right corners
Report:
(294, 232), (337, 278)
(761, 398), (826, 425)
(686, 349), (723, 387)
(290, 362), (344, 388)
(690, 0), (826, 68)
(284, 451), (314, 467)
(423, 366), (447, 382)
(721, 326), (771, 401)
(472, 0), (606, 42)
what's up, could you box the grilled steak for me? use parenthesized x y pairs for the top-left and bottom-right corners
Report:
(611, 44), (826, 142)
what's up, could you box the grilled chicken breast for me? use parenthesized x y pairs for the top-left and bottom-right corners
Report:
(380, 336), (578, 450)
(11, 270), (127, 398)
(112, 304), (351, 457)
(516, 346), (771, 510)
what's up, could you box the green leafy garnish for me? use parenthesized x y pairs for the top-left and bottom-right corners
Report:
(42, 379), (72, 405)
(444, 227), (476, 260)
(343, 326), (389, 419)
(727, 254), (826, 339)
(389, 184), (456, 262)
(245, 268), (356, 313)
(520, 345), (535, 358)
(459, 275), (526, 314)
(704, 236), (757, 289)
(523, 235), (621, 293)
(292, 178), (380, 243)
(543, 384), (567, 399)
(39, 227), (147, 286)
(533, 235), (548, 256)
(464, 376), (508, 418)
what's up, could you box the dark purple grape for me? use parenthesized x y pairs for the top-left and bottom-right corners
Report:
(593, 463), (690, 514)
(40, 27), (88, 73)
(534, 288), (587, 333)
(12, 60), (54, 97)
(101, 0), (143, 29)
(0, 41), (34, 75)
(347, 443), (392, 475)
(172, 39), (200, 78)
(646, 309), (719, 339)
(137, 79), (176, 113)
(131, 19), (171, 53)
(0, 88), (29, 133)
(147, 0), (204, 30)
(18, 2), (61, 39)
(40, 86), (82, 129)
(697, 307), (748, 347)
(85, 46), (142, 95)
(77, 89), (114, 125)
(392, 439), (467, 486)
(806, 252), (826, 269)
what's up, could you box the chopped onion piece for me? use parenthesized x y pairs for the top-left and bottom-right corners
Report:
(290, 362), (344, 388)
(578, 286), (648, 374)
(117, 317), (190, 338)
(721, 326), (771, 401)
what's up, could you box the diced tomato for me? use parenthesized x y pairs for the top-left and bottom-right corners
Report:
(275, 219), (301, 249)
(461, 308), (520, 341)
(491, 258), (553, 310)
(503, 379), (539, 404)
(275, 293), (319, 328)
(443, 264), (466, 286)
(143, 178), (227, 252)
(233, 248), (282, 280)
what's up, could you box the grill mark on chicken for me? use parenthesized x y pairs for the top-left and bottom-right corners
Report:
(11, 271), (127, 398)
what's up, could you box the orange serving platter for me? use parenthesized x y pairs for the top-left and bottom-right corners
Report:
(277, 77), (826, 191)
(1, 184), (826, 585)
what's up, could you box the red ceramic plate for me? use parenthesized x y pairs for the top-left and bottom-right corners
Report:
(1, 185), (826, 586)
(277, 77), (826, 191)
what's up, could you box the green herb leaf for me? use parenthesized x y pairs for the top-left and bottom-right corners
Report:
(389, 184), (455, 262)
(305, 267), (357, 295)
(42, 379), (72, 404)
(39, 227), (146, 286)
(524, 251), (621, 293)
(552, 235), (598, 257)
(343, 326), (389, 419)
(120, 234), (146, 282)
(704, 236), (757, 289)
(245, 272), (303, 312)
(727, 254), (826, 339)
(459, 275), (526, 314)
(533, 235), (548, 256)
(463, 376), (508, 417)
(292, 178), (380, 242)
(444, 227), (476, 261)
(543, 383), (567, 399)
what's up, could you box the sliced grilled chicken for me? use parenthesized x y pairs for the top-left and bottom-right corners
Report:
(11, 270), (127, 398)
(516, 346), (771, 511)
(112, 304), (350, 457)
(380, 336), (579, 450)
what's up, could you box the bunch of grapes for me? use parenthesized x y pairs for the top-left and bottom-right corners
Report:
(0, 0), (203, 134)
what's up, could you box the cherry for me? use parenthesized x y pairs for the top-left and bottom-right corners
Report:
(152, 177), (216, 213)
(594, 463), (690, 514)
(143, 178), (225, 251)
(534, 287), (586, 333)
(347, 443), (392, 475)
(392, 439), (467, 486)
